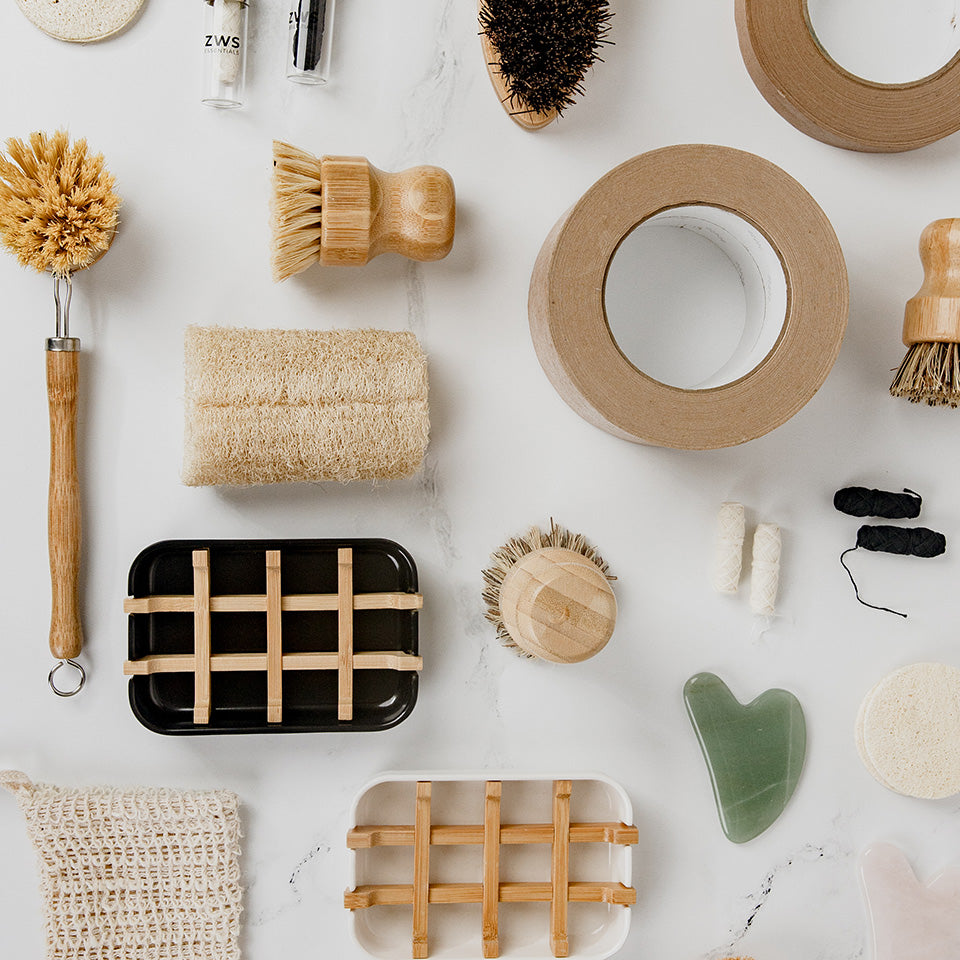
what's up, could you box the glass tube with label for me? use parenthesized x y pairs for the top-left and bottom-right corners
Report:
(288, 0), (335, 84)
(202, 0), (249, 108)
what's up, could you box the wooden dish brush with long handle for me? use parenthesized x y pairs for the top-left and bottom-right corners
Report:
(0, 130), (120, 696)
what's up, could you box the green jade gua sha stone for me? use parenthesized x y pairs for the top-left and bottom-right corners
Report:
(684, 672), (805, 843)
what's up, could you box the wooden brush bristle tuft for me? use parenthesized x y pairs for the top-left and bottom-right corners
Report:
(479, 0), (613, 116)
(890, 341), (960, 406)
(271, 140), (324, 282)
(0, 130), (119, 276)
(481, 519), (613, 657)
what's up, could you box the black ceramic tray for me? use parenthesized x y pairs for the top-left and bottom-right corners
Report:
(124, 539), (421, 735)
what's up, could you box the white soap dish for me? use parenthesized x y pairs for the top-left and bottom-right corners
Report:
(344, 772), (638, 959)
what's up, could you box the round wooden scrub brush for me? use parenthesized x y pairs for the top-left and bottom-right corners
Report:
(890, 218), (960, 406)
(481, 520), (617, 663)
(0, 130), (120, 696)
(478, 0), (613, 130)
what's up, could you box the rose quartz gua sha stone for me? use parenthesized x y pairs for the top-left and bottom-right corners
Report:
(861, 843), (960, 960)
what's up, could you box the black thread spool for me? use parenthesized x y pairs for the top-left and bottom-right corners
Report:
(840, 525), (946, 617)
(833, 486), (921, 519)
(289, 0), (331, 83)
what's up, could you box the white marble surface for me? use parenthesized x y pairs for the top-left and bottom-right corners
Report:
(1, 2), (960, 958)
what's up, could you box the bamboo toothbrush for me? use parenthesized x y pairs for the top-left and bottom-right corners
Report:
(0, 130), (120, 695)
(478, 0), (613, 130)
(482, 520), (617, 663)
(890, 219), (960, 406)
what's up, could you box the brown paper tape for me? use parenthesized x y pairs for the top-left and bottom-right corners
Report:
(735, 0), (960, 152)
(528, 144), (848, 450)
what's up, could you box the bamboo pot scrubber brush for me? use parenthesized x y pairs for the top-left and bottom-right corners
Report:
(891, 219), (960, 406)
(0, 131), (120, 695)
(482, 521), (617, 663)
(271, 141), (455, 281)
(478, 0), (613, 130)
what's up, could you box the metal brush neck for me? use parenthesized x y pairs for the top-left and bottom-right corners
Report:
(48, 273), (80, 352)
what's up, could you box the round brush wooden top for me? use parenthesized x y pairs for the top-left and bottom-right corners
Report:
(498, 547), (616, 663)
(903, 218), (960, 345)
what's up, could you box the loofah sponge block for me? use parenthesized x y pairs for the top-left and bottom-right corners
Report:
(182, 326), (430, 485)
(1, 770), (242, 960)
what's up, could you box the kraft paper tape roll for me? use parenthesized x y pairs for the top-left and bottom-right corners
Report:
(735, 0), (960, 152)
(528, 144), (848, 450)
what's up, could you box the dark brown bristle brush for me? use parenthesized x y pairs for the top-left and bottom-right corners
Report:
(0, 130), (120, 695)
(478, 0), (613, 130)
(890, 218), (960, 406)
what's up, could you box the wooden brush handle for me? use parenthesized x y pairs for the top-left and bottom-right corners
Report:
(903, 218), (960, 345)
(46, 345), (83, 661)
(320, 157), (455, 266)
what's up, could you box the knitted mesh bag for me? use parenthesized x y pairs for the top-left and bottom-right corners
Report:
(1, 771), (242, 960)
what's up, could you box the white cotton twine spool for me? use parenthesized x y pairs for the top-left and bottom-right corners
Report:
(712, 501), (745, 593)
(750, 522), (781, 615)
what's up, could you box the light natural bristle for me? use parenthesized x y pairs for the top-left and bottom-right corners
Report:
(481, 519), (613, 657)
(478, 0), (613, 116)
(890, 341), (960, 406)
(271, 140), (323, 282)
(0, 130), (119, 276)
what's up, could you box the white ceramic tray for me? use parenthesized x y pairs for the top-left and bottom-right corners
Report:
(346, 772), (636, 960)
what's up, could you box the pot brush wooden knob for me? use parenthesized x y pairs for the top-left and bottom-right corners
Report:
(482, 521), (617, 663)
(272, 141), (455, 281)
(0, 130), (120, 695)
(890, 218), (960, 406)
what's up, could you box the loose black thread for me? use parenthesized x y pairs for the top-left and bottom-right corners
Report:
(833, 486), (921, 519)
(840, 525), (947, 618)
(292, 0), (327, 71)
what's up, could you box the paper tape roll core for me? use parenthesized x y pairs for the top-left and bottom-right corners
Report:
(735, 0), (960, 152)
(528, 144), (848, 450)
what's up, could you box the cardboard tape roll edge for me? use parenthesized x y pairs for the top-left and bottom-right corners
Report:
(735, 0), (960, 152)
(528, 144), (849, 450)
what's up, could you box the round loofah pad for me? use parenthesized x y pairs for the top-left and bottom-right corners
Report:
(859, 663), (960, 799)
(854, 679), (907, 795)
(15, 0), (146, 42)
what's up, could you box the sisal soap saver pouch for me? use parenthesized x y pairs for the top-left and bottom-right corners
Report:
(182, 326), (430, 485)
(1, 770), (242, 960)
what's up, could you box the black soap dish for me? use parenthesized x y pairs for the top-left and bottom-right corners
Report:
(124, 539), (422, 735)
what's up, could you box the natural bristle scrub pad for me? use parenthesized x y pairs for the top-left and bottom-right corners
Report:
(182, 327), (429, 485)
(857, 662), (960, 799)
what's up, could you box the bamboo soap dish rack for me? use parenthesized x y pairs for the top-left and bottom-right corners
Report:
(123, 539), (422, 734)
(345, 774), (638, 959)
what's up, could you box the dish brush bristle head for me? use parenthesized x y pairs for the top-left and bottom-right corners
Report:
(0, 130), (119, 276)
(890, 341), (960, 406)
(271, 139), (324, 282)
(479, 0), (613, 117)
(481, 519), (617, 663)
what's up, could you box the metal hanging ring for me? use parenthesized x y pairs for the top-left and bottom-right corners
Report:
(48, 659), (86, 697)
